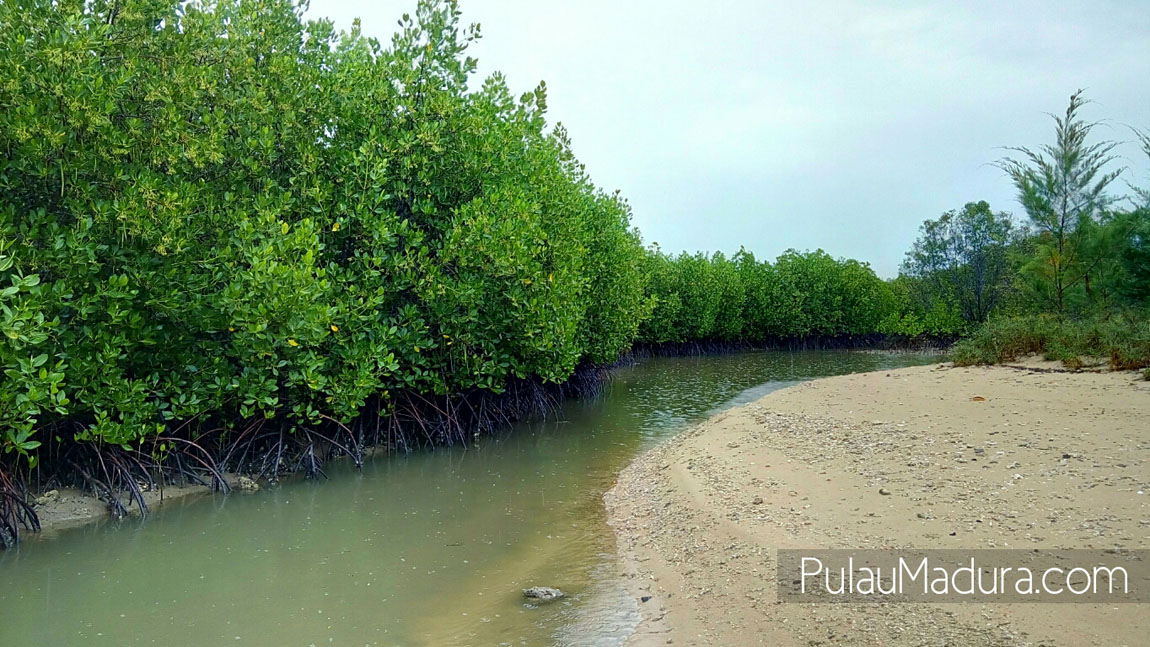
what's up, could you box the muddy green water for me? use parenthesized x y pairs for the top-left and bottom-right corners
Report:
(0, 351), (936, 646)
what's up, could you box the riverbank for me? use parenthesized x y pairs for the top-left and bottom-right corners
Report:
(11, 350), (923, 544)
(606, 361), (1150, 646)
(628, 334), (954, 359)
(27, 474), (258, 538)
(3, 371), (602, 547)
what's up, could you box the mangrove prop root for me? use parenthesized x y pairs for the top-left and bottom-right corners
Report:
(68, 459), (130, 520)
(0, 468), (39, 549)
(1, 364), (613, 547)
(155, 437), (230, 493)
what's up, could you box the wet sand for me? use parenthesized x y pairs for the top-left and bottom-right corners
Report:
(606, 362), (1150, 646)
(30, 477), (241, 538)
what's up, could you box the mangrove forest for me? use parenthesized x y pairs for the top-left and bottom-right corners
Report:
(1, 0), (1148, 549)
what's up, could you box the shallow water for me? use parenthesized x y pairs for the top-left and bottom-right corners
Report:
(0, 351), (936, 646)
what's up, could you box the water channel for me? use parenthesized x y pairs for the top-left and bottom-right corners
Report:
(0, 351), (937, 646)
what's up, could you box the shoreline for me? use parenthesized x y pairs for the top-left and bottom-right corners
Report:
(14, 348), (933, 544)
(26, 474), (257, 540)
(606, 361), (1150, 646)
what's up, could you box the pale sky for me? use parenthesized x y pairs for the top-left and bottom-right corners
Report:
(307, 1), (1150, 277)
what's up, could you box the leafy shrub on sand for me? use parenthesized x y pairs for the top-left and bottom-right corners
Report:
(950, 312), (1150, 373)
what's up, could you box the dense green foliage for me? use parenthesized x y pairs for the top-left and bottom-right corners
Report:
(926, 93), (1149, 371)
(995, 91), (1144, 315)
(635, 247), (948, 345)
(1, 0), (1145, 485)
(0, 0), (651, 464)
(901, 201), (1017, 325)
(0, 0), (926, 476)
(1120, 208), (1150, 303)
(950, 312), (1150, 373)
(902, 200), (1148, 327)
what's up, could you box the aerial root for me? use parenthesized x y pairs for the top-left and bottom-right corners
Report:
(1, 364), (615, 547)
(0, 467), (38, 549)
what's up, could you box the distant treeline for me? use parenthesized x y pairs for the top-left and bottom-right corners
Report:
(598, 107), (1150, 355)
(635, 248), (957, 345)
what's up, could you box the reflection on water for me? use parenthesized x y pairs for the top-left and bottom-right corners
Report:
(0, 351), (936, 646)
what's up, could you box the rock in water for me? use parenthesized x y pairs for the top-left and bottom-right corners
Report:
(522, 587), (564, 602)
(237, 476), (260, 492)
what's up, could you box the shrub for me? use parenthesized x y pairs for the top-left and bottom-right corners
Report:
(0, 0), (653, 464)
(950, 312), (1150, 373)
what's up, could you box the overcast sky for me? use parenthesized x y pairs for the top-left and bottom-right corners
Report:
(307, 0), (1150, 276)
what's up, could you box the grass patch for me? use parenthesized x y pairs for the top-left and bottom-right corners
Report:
(949, 311), (1150, 374)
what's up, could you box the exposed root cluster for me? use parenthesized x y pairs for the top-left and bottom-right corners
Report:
(1, 366), (611, 548)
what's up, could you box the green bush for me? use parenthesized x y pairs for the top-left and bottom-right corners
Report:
(638, 247), (910, 344)
(950, 312), (1150, 372)
(0, 0), (653, 464)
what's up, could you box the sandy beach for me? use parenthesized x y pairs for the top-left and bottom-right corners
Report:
(606, 362), (1150, 646)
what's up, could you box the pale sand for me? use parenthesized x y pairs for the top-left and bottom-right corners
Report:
(606, 362), (1150, 646)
